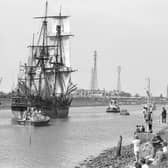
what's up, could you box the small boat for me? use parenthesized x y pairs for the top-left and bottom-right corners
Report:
(30, 116), (50, 126)
(106, 99), (120, 113)
(120, 109), (130, 115)
(106, 106), (120, 113)
(14, 108), (50, 126)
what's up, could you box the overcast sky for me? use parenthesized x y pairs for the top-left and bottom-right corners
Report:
(1, 0), (168, 96)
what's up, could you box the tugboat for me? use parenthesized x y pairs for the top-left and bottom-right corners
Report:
(120, 109), (130, 115)
(106, 99), (120, 113)
(11, 2), (76, 120)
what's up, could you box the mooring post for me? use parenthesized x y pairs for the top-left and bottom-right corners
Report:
(116, 135), (122, 157)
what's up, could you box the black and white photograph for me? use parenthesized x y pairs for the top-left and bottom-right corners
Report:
(0, 0), (168, 167)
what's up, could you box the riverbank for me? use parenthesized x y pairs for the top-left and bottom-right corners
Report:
(0, 97), (142, 110)
(77, 144), (134, 168)
(76, 126), (168, 168)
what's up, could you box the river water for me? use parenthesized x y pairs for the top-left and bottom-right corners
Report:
(0, 105), (165, 168)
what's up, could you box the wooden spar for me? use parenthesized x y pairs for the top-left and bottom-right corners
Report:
(28, 45), (58, 48)
(48, 34), (74, 38)
(37, 1), (49, 97)
(18, 78), (45, 81)
(34, 16), (70, 19)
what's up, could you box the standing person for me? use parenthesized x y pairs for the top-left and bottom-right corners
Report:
(148, 112), (153, 133)
(161, 107), (167, 123)
(162, 141), (168, 153)
(142, 106), (148, 119)
(132, 134), (141, 162)
(148, 105), (153, 133)
(146, 109), (153, 133)
(143, 106), (153, 133)
(143, 106), (148, 131)
(151, 133), (164, 158)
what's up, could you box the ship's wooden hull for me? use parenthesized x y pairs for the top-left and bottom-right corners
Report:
(11, 95), (71, 119)
(11, 104), (27, 111)
(11, 96), (27, 111)
(41, 104), (69, 118)
(11, 104), (69, 119)
(29, 95), (71, 118)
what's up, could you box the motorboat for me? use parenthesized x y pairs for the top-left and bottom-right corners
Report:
(106, 99), (120, 113)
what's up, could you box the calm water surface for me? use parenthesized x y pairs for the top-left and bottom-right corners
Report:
(0, 105), (165, 168)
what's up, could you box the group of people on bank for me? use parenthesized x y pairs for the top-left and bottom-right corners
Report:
(132, 133), (168, 168)
(131, 104), (168, 167)
(142, 105), (167, 133)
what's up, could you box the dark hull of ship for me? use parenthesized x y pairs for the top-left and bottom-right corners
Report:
(11, 103), (69, 118)
(11, 104), (27, 111)
(41, 105), (69, 118)
(11, 96), (28, 120)
(11, 95), (71, 118)
(30, 96), (72, 118)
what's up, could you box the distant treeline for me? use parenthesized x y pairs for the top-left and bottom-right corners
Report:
(0, 92), (12, 99)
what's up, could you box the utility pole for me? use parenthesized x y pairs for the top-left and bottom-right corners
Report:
(117, 66), (121, 94)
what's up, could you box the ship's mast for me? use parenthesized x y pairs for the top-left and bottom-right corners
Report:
(53, 8), (64, 96)
(29, 34), (35, 94)
(32, 1), (49, 96)
(30, 2), (76, 97)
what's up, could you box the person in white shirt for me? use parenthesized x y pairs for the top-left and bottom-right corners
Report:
(132, 134), (141, 162)
(140, 158), (150, 168)
(162, 141), (168, 153)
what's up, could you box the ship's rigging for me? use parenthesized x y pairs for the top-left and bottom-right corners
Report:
(14, 1), (77, 116)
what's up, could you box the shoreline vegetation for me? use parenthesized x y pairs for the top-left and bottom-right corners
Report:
(76, 128), (168, 168)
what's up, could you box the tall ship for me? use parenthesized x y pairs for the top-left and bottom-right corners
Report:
(11, 2), (76, 119)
